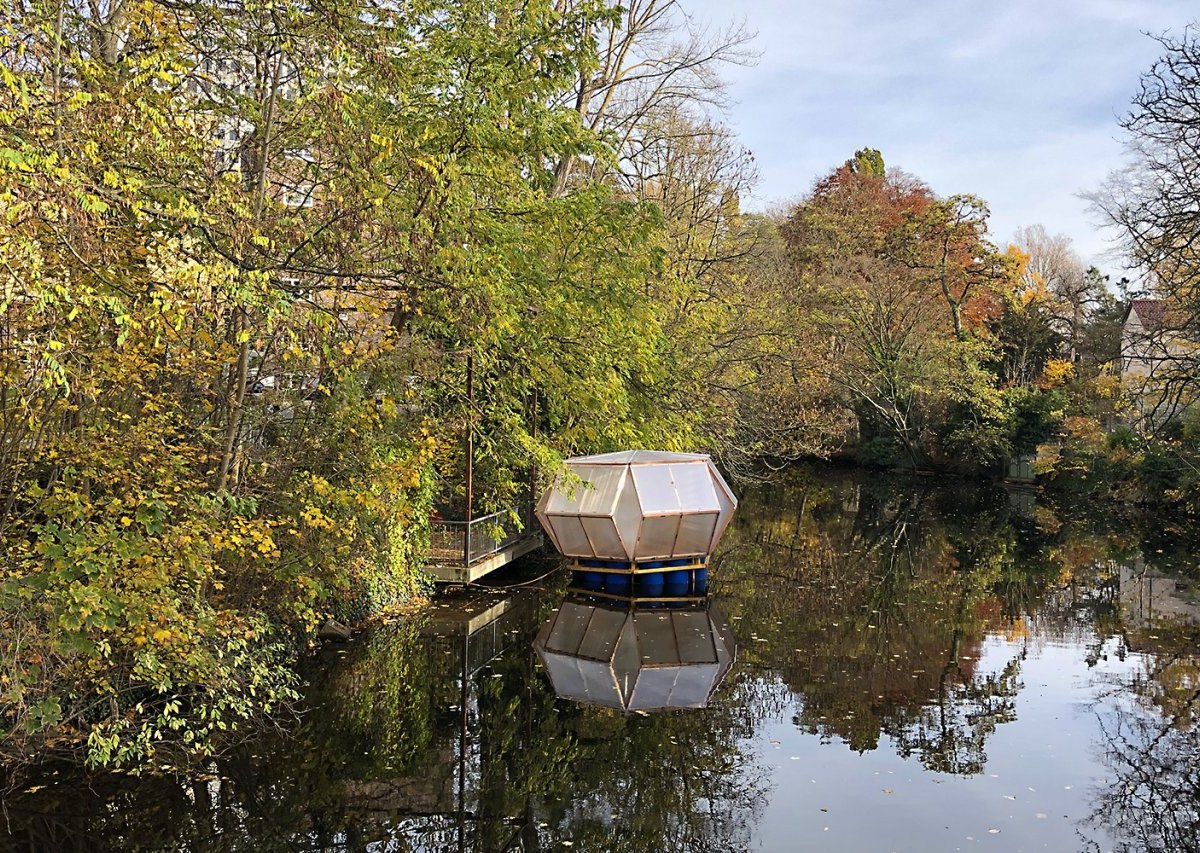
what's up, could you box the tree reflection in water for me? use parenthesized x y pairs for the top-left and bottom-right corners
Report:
(1085, 619), (1200, 853)
(4, 465), (1200, 851)
(1, 586), (771, 852)
(714, 474), (1034, 772)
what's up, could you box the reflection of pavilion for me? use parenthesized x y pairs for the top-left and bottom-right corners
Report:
(534, 594), (736, 712)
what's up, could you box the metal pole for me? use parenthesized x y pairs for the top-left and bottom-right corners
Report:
(458, 631), (468, 852)
(528, 388), (538, 527)
(465, 353), (474, 565)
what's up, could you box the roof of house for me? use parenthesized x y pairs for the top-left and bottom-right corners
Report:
(1129, 298), (1168, 328)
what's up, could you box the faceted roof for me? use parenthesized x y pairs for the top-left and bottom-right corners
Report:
(536, 450), (737, 561)
(569, 450), (711, 465)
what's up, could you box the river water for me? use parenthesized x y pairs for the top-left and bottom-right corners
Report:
(4, 467), (1199, 852)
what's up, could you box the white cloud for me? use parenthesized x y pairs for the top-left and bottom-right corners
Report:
(683, 0), (1197, 271)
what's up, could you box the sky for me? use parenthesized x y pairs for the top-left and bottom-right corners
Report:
(684, 0), (1197, 274)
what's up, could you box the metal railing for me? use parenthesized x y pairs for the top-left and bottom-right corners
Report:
(427, 507), (532, 566)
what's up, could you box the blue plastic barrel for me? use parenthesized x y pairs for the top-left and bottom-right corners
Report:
(636, 572), (665, 597)
(664, 569), (690, 596)
(580, 571), (604, 590)
(605, 573), (632, 595)
(692, 567), (708, 594)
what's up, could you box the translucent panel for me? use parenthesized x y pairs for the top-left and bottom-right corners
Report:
(625, 450), (706, 463)
(541, 480), (571, 515)
(534, 503), (562, 552)
(633, 612), (679, 664)
(577, 606), (625, 662)
(611, 479), (642, 560)
(611, 619), (640, 700)
(574, 465), (627, 514)
(674, 512), (718, 557)
(706, 457), (736, 505)
(666, 663), (721, 708)
(710, 607), (735, 690)
(538, 651), (589, 700)
(540, 654), (622, 708)
(670, 462), (720, 512)
(576, 658), (623, 708)
(535, 486), (553, 517)
(545, 600), (595, 654)
(580, 516), (625, 561)
(545, 465), (625, 515)
(547, 514), (593, 558)
(708, 459), (738, 550)
(711, 611), (734, 669)
(539, 452), (736, 563)
(532, 620), (553, 658)
(628, 667), (680, 710)
(621, 670), (640, 709)
(673, 611), (718, 663)
(634, 514), (681, 560)
(714, 630), (730, 667)
(714, 641), (733, 687)
(630, 464), (682, 514)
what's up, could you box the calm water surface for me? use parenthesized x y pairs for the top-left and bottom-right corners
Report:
(4, 467), (1199, 852)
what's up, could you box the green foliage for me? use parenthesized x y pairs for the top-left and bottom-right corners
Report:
(1007, 386), (1067, 455)
(1037, 412), (1200, 514)
(848, 147), (886, 177)
(1140, 440), (1183, 497)
(990, 298), (1061, 386)
(0, 0), (681, 767)
(782, 153), (1017, 469)
(1107, 425), (1138, 451)
(857, 433), (904, 468)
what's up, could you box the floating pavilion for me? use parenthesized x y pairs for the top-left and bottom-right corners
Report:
(535, 450), (737, 597)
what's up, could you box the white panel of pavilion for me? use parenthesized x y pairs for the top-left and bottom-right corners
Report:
(537, 450), (737, 563)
